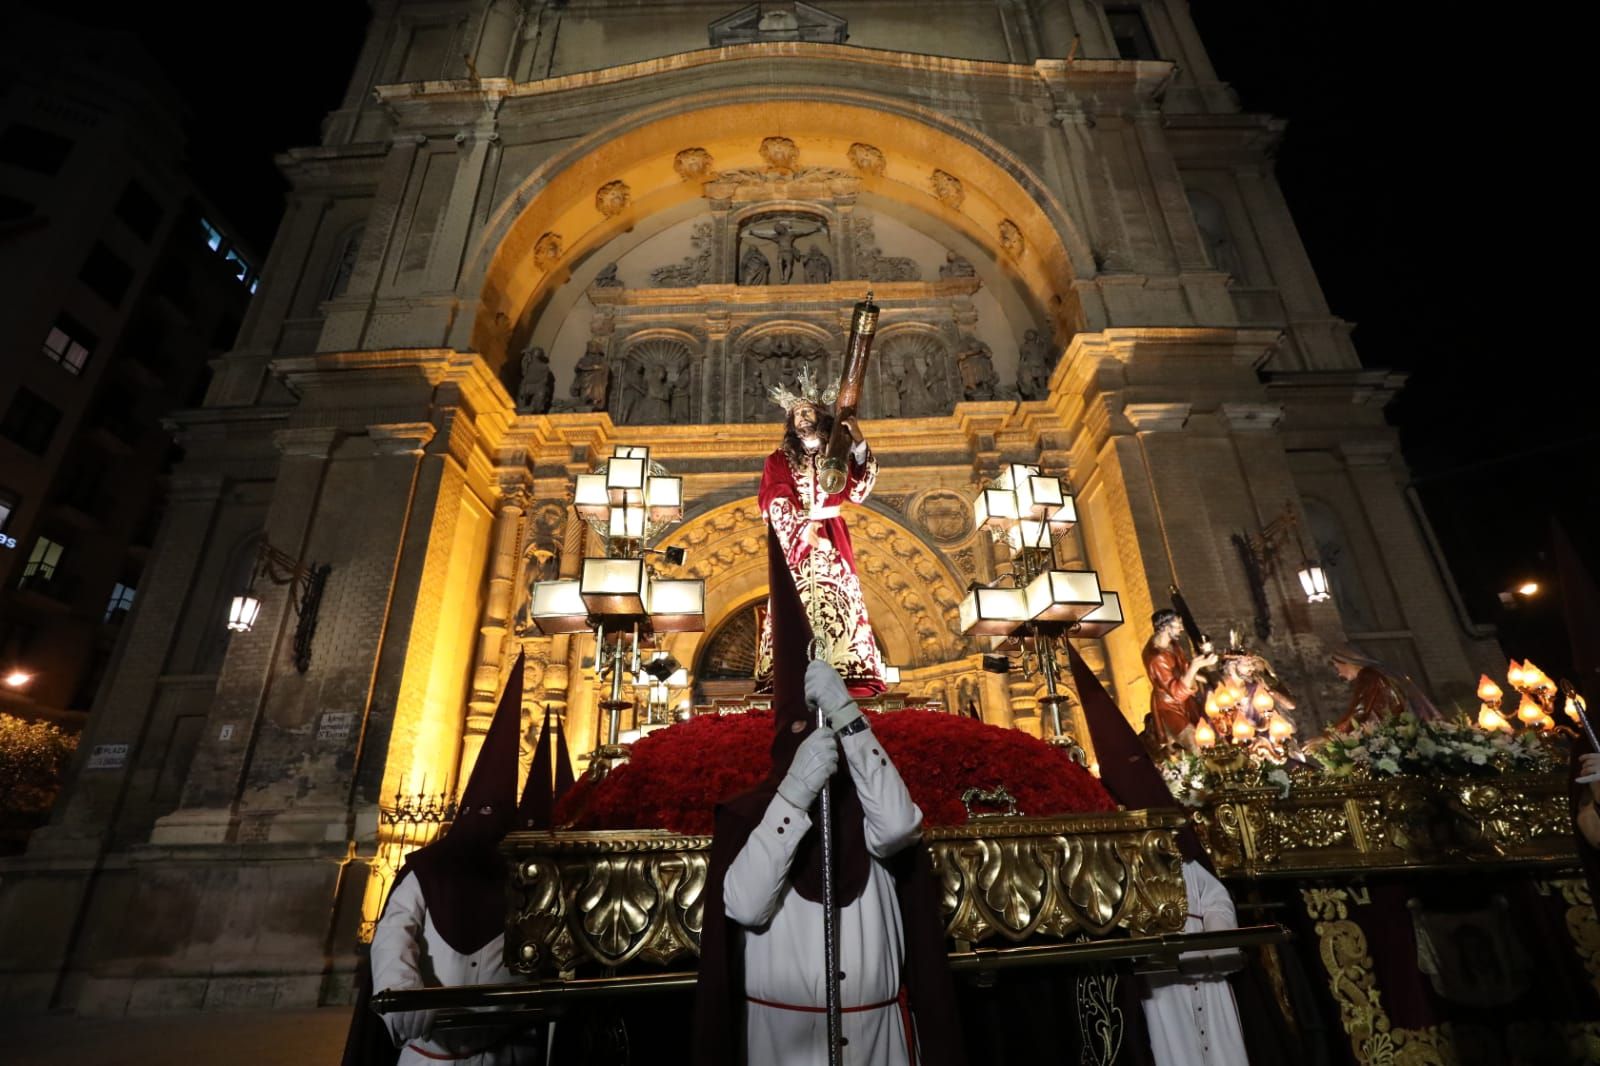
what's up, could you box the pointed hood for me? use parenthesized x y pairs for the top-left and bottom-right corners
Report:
(1065, 641), (1212, 870)
(401, 649), (525, 954)
(519, 703), (560, 830)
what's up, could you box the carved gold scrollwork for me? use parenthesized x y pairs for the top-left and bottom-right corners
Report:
(1301, 886), (1450, 1066)
(1551, 878), (1600, 999)
(505, 815), (1187, 975)
(1074, 966), (1124, 1066)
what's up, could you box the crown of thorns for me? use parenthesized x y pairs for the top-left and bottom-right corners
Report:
(768, 365), (837, 412)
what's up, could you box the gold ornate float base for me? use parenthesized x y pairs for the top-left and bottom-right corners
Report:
(503, 810), (1188, 976)
(1195, 772), (1575, 879)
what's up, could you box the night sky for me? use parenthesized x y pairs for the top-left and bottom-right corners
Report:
(62, 1), (1595, 681)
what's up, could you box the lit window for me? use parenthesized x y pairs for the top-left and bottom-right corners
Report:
(104, 582), (136, 622)
(224, 247), (250, 283)
(249, 276), (259, 294)
(42, 314), (95, 375)
(22, 536), (64, 581)
(0, 489), (17, 532)
(200, 217), (224, 252)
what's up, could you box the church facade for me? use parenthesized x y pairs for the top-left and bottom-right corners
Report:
(0, 0), (1498, 1014)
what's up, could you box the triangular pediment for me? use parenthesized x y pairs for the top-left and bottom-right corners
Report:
(709, 3), (848, 47)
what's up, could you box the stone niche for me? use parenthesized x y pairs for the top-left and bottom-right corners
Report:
(527, 137), (1031, 423)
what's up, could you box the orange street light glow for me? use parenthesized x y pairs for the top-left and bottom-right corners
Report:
(3, 670), (32, 688)
(1516, 581), (1540, 597)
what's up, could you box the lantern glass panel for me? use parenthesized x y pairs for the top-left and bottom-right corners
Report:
(1025, 569), (1103, 622)
(608, 506), (646, 540)
(1073, 591), (1124, 637)
(1298, 564), (1331, 603)
(647, 578), (705, 631)
(612, 445), (650, 461)
(976, 488), (1019, 530)
(227, 594), (262, 633)
(1046, 496), (1078, 530)
(580, 558), (647, 614)
(529, 580), (590, 634)
(646, 475), (683, 522)
(574, 474), (611, 520)
(959, 587), (1028, 636)
(1006, 519), (1052, 551)
(605, 457), (647, 505)
(1026, 475), (1064, 515)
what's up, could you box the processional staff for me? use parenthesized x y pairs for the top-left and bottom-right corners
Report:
(807, 291), (881, 1066)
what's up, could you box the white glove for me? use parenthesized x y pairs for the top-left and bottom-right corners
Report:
(806, 659), (863, 732)
(777, 724), (839, 810)
(1578, 752), (1600, 786)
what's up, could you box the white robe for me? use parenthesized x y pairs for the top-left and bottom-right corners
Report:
(724, 726), (924, 1066)
(1140, 861), (1249, 1066)
(371, 874), (543, 1065)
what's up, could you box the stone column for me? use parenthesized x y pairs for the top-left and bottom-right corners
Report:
(460, 485), (529, 788)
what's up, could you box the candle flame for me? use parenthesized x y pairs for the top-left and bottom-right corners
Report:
(1476, 674), (1503, 704)
(1232, 716), (1256, 741)
(1252, 687), (1275, 714)
(1478, 704), (1511, 732)
(1195, 718), (1217, 749)
(1516, 694), (1544, 726)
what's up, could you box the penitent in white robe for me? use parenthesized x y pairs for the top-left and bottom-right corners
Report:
(371, 875), (543, 1065)
(1140, 861), (1250, 1066)
(724, 725), (924, 1066)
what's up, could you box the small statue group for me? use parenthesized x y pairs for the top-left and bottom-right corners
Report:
(956, 336), (998, 401)
(572, 339), (611, 412)
(1016, 328), (1053, 400)
(515, 344), (554, 414)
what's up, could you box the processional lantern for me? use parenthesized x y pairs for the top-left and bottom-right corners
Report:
(957, 462), (1121, 747)
(525, 445), (704, 771)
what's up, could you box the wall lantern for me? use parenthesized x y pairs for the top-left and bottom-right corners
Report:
(225, 541), (331, 673)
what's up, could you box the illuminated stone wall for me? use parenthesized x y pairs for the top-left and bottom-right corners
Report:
(0, 0), (1499, 1016)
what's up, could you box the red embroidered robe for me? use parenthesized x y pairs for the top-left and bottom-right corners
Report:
(756, 444), (885, 694)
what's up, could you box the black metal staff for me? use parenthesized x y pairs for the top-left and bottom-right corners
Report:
(818, 698), (842, 1066)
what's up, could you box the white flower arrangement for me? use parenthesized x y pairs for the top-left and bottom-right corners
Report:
(1311, 713), (1551, 779)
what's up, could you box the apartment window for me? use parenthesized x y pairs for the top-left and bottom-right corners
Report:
(224, 246), (251, 284)
(0, 123), (73, 175)
(114, 180), (163, 242)
(22, 536), (64, 581)
(200, 217), (224, 252)
(1107, 7), (1159, 60)
(42, 314), (96, 375)
(0, 389), (63, 455)
(104, 582), (137, 623)
(79, 243), (134, 307)
(0, 490), (18, 549)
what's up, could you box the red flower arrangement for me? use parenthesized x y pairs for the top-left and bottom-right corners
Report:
(555, 709), (1114, 834)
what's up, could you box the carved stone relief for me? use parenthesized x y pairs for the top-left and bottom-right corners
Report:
(915, 490), (974, 545)
(1017, 328), (1053, 400)
(849, 214), (919, 282)
(595, 180), (632, 218)
(738, 212), (830, 286)
(939, 251), (976, 279)
(613, 337), (695, 425)
(998, 220), (1025, 259)
(956, 335), (998, 401)
(878, 331), (952, 416)
(533, 231), (563, 271)
(737, 331), (831, 422)
(650, 220), (715, 287)
(759, 136), (799, 174)
(930, 169), (965, 209)
(848, 142), (886, 177)
(674, 147), (716, 182)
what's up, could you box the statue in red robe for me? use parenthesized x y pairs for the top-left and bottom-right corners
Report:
(1142, 609), (1217, 751)
(756, 375), (885, 696)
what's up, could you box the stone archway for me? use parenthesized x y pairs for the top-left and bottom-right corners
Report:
(465, 87), (1094, 373)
